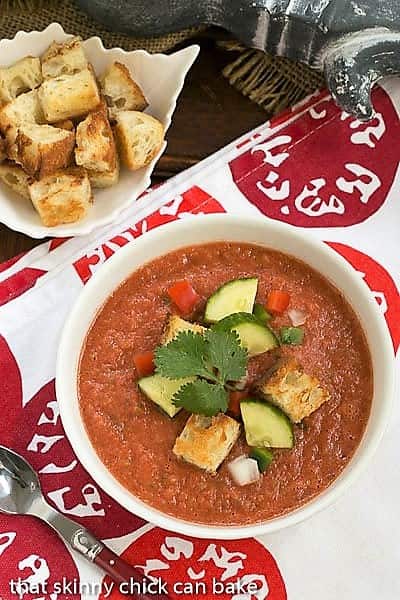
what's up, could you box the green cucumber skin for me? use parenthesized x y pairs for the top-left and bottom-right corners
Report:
(249, 447), (274, 472)
(280, 326), (304, 346)
(204, 278), (258, 323)
(213, 312), (279, 355)
(138, 374), (189, 418)
(253, 303), (272, 324)
(240, 400), (294, 449)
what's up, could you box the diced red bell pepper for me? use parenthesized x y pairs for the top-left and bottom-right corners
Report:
(266, 290), (290, 315)
(133, 350), (155, 377)
(228, 390), (249, 418)
(167, 280), (200, 315)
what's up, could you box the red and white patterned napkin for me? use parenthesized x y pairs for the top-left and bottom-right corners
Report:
(0, 81), (399, 600)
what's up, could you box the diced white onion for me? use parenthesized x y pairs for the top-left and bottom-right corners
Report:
(228, 455), (260, 486)
(288, 308), (307, 326)
(234, 372), (248, 391)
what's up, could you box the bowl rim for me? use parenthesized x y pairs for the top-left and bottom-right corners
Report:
(56, 214), (395, 539)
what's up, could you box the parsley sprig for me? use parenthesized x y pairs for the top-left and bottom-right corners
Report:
(154, 330), (247, 416)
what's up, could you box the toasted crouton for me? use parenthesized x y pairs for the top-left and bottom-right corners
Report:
(162, 315), (206, 345)
(0, 57), (42, 106)
(29, 167), (92, 226)
(100, 61), (147, 120)
(75, 109), (117, 173)
(87, 158), (120, 188)
(16, 124), (75, 178)
(115, 110), (164, 171)
(173, 414), (240, 473)
(38, 67), (100, 123)
(0, 90), (44, 134)
(41, 37), (87, 79)
(0, 89), (44, 160)
(56, 119), (74, 131)
(257, 358), (329, 423)
(0, 161), (31, 199)
(0, 136), (6, 162)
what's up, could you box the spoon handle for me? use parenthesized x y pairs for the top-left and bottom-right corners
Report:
(94, 546), (170, 599)
(39, 503), (170, 598)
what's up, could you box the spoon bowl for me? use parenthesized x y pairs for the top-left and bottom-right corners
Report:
(0, 446), (42, 516)
(0, 444), (168, 599)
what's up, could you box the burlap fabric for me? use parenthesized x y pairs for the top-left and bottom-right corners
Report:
(0, 0), (323, 115)
(0, 0), (201, 52)
(220, 41), (324, 115)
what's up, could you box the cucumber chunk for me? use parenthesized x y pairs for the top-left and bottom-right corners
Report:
(253, 303), (271, 324)
(249, 447), (274, 472)
(213, 312), (279, 356)
(240, 400), (294, 448)
(204, 278), (258, 323)
(138, 374), (193, 418)
(280, 326), (304, 346)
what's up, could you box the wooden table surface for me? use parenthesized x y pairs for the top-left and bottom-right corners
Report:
(0, 38), (268, 263)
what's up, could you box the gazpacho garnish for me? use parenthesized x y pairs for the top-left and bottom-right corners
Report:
(138, 373), (194, 418)
(280, 326), (304, 346)
(133, 350), (155, 377)
(249, 447), (274, 473)
(173, 413), (240, 473)
(155, 329), (247, 416)
(240, 400), (294, 449)
(138, 276), (329, 484)
(204, 277), (258, 322)
(213, 312), (279, 356)
(253, 302), (272, 324)
(228, 455), (260, 486)
(256, 358), (330, 423)
(266, 289), (290, 315)
(288, 307), (308, 326)
(167, 279), (201, 315)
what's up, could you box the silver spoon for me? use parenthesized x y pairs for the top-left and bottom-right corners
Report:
(0, 445), (169, 599)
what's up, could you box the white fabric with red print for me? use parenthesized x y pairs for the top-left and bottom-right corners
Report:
(0, 79), (399, 600)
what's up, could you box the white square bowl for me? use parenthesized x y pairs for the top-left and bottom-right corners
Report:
(0, 22), (199, 238)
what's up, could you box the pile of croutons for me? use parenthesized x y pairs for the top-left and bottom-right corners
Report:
(0, 37), (164, 227)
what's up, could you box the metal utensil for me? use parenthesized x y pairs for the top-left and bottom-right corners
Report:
(76, 0), (400, 120)
(0, 445), (169, 599)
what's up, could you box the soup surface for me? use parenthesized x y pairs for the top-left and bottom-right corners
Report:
(78, 242), (373, 525)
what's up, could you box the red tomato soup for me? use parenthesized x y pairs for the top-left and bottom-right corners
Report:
(78, 242), (372, 525)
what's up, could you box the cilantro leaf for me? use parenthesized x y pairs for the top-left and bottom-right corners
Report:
(173, 380), (228, 416)
(205, 329), (247, 383)
(154, 331), (210, 379)
(153, 324), (249, 416)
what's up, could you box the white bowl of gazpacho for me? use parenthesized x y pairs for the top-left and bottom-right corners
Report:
(56, 214), (394, 539)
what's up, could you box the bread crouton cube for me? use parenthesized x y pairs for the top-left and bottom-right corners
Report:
(0, 161), (32, 199)
(38, 67), (100, 123)
(75, 109), (117, 173)
(256, 358), (329, 423)
(173, 414), (241, 473)
(100, 61), (148, 120)
(41, 37), (88, 79)
(0, 136), (6, 163)
(87, 158), (120, 188)
(29, 167), (92, 226)
(16, 123), (75, 178)
(56, 119), (75, 131)
(0, 89), (44, 160)
(115, 110), (164, 171)
(0, 57), (42, 106)
(161, 315), (206, 345)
